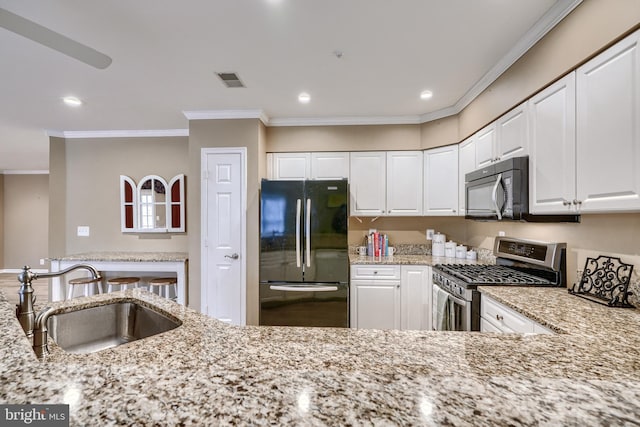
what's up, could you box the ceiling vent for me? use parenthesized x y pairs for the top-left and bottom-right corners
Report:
(216, 72), (245, 88)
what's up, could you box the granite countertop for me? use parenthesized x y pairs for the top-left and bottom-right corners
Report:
(49, 252), (189, 262)
(2, 287), (640, 425)
(349, 254), (482, 265)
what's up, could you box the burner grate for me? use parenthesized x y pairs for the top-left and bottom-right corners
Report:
(438, 264), (552, 285)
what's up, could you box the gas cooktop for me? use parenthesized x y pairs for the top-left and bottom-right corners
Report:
(435, 264), (553, 285)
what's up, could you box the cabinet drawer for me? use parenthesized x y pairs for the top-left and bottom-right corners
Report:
(350, 265), (401, 280)
(481, 317), (511, 333)
(481, 296), (532, 333)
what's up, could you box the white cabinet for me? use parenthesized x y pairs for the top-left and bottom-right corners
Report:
(480, 295), (553, 334)
(386, 151), (423, 215)
(311, 152), (350, 180)
(269, 152), (349, 180)
(458, 136), (476, 216)
(350, 151), (423, 216)
(529, 73), (577, 214)
(271, 153), (311, 180)
(350, 265), (401, 329)
(423, 145), (458, 216)
(576, 30), (640, 213)
(400, 265), (431, 330)
(350, 152), (387, 216)
(475, 102), (529, 169)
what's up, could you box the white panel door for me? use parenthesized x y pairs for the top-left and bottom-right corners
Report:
(351, 282), (400, 329)
(272, 152), (310, 180)
(400, 266), (431, 330)
(386, 151), (423, 216)
(349, 152), (386, 216)
(201, 148), (246, 325)
(311, 152), (349, 180)
(458, 136), (476, 216)
(475, 123), (497, 168)
(576, 30), (640, 212)
(496, 101), (529, 161)
(423, 145), (458, 216)
(529, 73), (577, 214)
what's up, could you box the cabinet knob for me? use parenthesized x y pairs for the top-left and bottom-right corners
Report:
(496, 314), (504, 321)
(452, 209), (456, 213)
(373, 271), (378, 275)
(562, 200), (570, 206)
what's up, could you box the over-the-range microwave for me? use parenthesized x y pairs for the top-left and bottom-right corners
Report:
(465, 156), (580, 223)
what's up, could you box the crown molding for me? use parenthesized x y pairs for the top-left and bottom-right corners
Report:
(452, 0), (582, 115)
(48, 129), (189, 139)
(183, 109), (269, 124)
(1, 170), (49, 175)
(268, 115), (423, 127)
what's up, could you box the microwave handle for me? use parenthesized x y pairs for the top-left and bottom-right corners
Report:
(491, 173), (503, 220)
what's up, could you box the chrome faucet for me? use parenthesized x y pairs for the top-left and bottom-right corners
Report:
(16, 264), (101, 359)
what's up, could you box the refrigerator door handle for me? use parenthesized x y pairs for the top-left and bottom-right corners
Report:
(269, 285), (338, 292)
(296, 198), (302, 268)
(305, 198), (311, 267)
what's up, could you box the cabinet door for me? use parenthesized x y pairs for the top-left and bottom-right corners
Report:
(386, 151), (423, 215)
(311, 152), (349, 180)
(351, 281), (400, 329)
(400, 266), (431, 330)
(529, 73), (577, 214)
(272, 153), (311, 180)
(349, 152), (386, 216)
(475, 123), (497, 168)
(496, 101), (529, 161)
(424, 145), (458, 216)
(576, 30), (640, 212)
(458, 136), (476, 216)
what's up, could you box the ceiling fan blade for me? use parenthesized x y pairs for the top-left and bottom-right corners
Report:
(0, 7), (112, 69)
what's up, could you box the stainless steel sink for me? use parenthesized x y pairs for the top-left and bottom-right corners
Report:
(47, 302), (182, 354)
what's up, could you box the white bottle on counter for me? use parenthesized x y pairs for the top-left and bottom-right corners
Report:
(444, 241), (456, 258)
(432, 232), (446, 257)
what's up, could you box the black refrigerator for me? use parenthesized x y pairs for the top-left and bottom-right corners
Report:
(259, 179), (349, 327)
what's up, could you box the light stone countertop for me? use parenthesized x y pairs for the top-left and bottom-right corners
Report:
(49, 252), (188, 262)
(2, 286), (640, 425)
(350, 254), (482, 265)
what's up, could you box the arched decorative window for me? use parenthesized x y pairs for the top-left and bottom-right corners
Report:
(120, 174), (185, 233)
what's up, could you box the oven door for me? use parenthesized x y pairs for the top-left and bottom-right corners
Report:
(432, 283), (470, 331)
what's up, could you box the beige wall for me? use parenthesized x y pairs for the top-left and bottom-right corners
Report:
(459, 0), (640, 139)
(48, 136), (189, 257)
(0, 174), (4, 268)
(3, 174), (49, 269)
(348, 216), (467, 247)
(187, 119), (264, 323)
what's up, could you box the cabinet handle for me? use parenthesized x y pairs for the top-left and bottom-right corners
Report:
(452, 209), (456, 213)
(373, 271), (378, 275)
(496, 314), (504, 321)
(562, 200), (571, 206)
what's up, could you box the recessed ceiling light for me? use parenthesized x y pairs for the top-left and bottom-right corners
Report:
(420, 90), (433, 100)
(298, 92), (311, 103)
(63, 96), (83, 107)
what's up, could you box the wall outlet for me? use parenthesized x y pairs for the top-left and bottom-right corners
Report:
(498, 230), (506, 237)
(368, 228), (377, 235)
(77, 226), (90, 237)
(426, 229), (434, 240)
(39, 258), (45, 266)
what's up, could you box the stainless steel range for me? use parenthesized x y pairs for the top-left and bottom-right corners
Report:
(432, 236), (567, 331)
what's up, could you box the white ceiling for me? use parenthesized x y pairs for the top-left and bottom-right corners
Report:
(0, 0), (580, 172)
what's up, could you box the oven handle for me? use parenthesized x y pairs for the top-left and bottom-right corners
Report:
(491, 173), (503, 220)
(269, 285), (338, 292)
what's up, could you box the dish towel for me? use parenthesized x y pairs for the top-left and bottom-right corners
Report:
(433, 286), (450, 330)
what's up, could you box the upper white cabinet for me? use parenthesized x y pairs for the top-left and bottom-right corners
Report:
(423, 145), (458, 216)
(350, 151), (423, 216)
(386, 151), (423, 216)
(311, 152), (350, 180)
(269, 152), (349, 180)
(350, 152), (387, 216)
(529, 73), (577, 214)
(458, 136), (476, 216)
(271, 153), (310, 180)
(475, 102), (529, 169)
(576, 30), (640, 213)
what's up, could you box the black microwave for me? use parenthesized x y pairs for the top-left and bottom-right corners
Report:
(465, 156), (529, 221)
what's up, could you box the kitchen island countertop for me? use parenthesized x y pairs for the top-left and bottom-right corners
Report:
(49, 251), (188, 263)
(2, 286), (640, 425)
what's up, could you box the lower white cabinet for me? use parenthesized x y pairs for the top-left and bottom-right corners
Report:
(350, 264), (431, 330)
(480, 294), (553, 334)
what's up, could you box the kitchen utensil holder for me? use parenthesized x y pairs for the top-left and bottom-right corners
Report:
(569, 256), (634, 308)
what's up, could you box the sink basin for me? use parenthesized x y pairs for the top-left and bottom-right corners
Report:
(47, 302), (182, 354)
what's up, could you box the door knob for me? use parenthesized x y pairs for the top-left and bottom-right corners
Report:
(225, 253), (239, 260)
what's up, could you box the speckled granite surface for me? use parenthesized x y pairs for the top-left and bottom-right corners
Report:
(350, 254), (484, 265)
(2, 287), (640, 425)
(49, 252), (188, 262)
